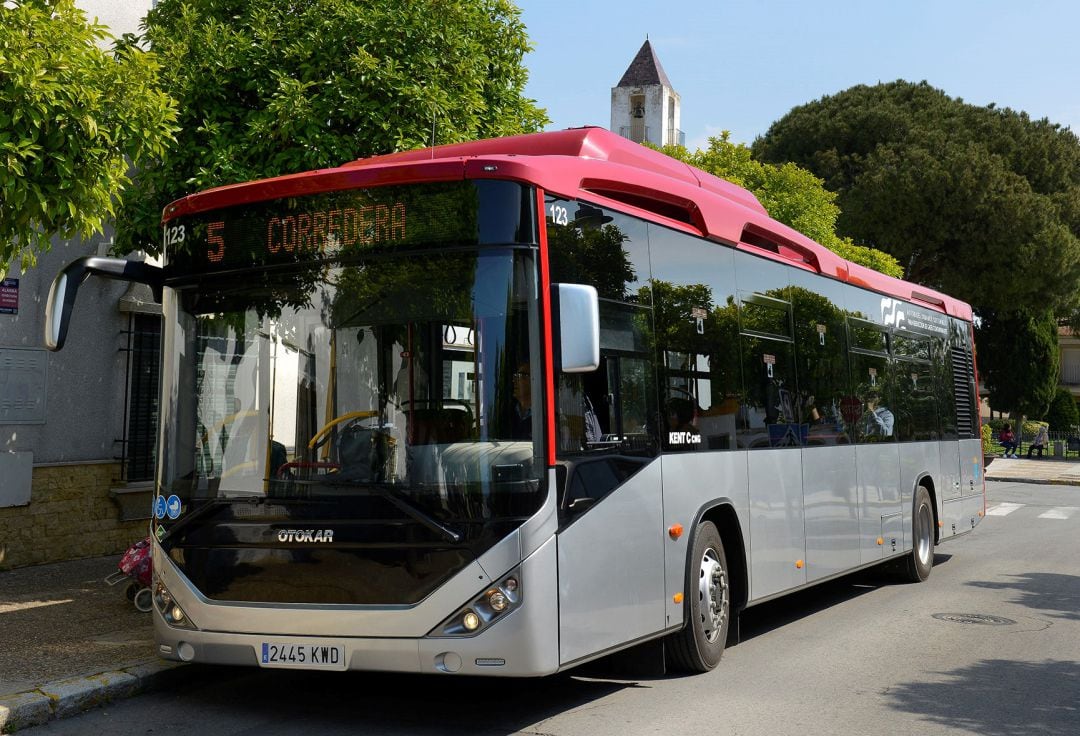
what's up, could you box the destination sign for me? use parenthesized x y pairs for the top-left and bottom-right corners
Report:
(166, 181), (481, 274)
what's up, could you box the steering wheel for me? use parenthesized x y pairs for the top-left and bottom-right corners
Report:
(308, 410), (380, 452)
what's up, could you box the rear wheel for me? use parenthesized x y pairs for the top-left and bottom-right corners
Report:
(666, 521), (729, 672)
(901, 485), (935, 582)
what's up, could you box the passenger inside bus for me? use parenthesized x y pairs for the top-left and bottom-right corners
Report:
(667, 397), (700, 435)
(861, 390), (895, 438)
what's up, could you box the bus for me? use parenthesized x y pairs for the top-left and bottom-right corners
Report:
(45, 127), (984, 676)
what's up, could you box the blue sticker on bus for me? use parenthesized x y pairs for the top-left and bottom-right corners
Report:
(166, 495), (182, 519)
(262, 643), (269, 664)
(154, 495), (167, 520)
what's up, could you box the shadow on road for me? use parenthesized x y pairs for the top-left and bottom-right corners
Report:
(164, 666), (642, 736)
(737, 553), (952, 642)
(887, 659), (1080, 736)
(966, 572), (1080, 621)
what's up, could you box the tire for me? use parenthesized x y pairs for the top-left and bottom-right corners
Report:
(901, 485), (935, 583)
(133, 586), (154, 613)
(666, 521), (730, 672)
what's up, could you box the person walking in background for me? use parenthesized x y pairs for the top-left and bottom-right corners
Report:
(1027, 424), (1050, 458)
(999, 423), (1019, 458)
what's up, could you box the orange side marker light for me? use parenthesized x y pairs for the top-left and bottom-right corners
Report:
(668, 524), (684, 540)
(673, 592), (684, 604)
(876, 537), (884, 546)
(795, 559), (804, 569)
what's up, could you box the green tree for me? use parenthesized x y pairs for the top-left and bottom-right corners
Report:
(752, 81), (1080, 313)
(657, 134), (903, 277)
(0, 0), (177, 272)
(1043, 387), (1080, 433)
(755, 81), (1080, 419)
(975, 309), (1059, 419)
(117, 0), (548, 254)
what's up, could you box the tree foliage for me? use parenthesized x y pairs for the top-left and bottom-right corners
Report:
(752, 80), (1080, 313)
(117, 0), (548, 254)
(1043, 387), (1079, 432)
(0, 0), (177, 272)
(975, 309), (1059, 418)
(657, 134), (903, 277)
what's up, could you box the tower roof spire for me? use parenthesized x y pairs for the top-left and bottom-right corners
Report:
(616, 39), (672, 88)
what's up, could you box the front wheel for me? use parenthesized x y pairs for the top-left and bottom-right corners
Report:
(901, 485), (935, 582)
(666, 521), (729, 672)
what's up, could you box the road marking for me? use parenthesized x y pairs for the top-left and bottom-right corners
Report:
(0, 598), (73, 615)
(1038, 507), (1078, 520)
(986, 502), (1024, 516)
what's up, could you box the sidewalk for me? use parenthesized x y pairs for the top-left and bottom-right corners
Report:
(0, 555), (186, 733)
(984, 455), (1080, 485)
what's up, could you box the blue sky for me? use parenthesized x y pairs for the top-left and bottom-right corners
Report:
(518, 0), (1080, 149)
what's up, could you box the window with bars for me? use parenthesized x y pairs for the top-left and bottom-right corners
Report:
(123, 313), (161, 481)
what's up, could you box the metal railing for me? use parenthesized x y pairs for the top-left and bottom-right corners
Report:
(617, 125), (651, 144)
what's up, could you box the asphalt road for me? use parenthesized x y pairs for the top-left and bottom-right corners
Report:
(26, 481), (1080, 736)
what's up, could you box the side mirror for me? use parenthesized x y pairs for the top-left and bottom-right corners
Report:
(554, 283), (599, 373)
(45, 257), (163, 351)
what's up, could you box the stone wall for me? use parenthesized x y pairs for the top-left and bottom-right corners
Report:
(0, 463), (148, 570)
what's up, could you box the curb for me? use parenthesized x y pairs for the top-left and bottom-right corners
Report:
(986, 476), (1080, 486)
(0, 660), (187, 733)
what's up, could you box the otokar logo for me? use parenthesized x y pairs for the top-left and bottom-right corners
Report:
(277, 529), (334, 543)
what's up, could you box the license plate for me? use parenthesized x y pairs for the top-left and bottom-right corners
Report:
(258, 642), (347, 670)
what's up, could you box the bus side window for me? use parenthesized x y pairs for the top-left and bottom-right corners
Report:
(546, 195), (658, 518)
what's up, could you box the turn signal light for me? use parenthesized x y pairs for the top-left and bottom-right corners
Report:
(153, 579), (196, 631)
(431, 568), (522, 638)
(668, 524), (684, 540)
(673, 592), (684, 604)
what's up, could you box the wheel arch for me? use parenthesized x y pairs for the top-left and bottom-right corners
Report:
(690, 499), (749, 614)
(913, 472), (940, 544)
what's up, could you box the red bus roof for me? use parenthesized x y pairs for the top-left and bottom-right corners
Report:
(162, 126), (972, 321)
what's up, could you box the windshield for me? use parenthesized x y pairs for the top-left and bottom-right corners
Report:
(156, 247), (543, 603)
(163, 247), (542, 504)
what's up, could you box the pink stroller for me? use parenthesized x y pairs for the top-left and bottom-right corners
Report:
(105, 536), (154, 612)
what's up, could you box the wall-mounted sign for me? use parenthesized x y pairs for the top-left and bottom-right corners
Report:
(0, 279), (17, 315)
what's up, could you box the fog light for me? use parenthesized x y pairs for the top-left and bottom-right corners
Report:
(487, 590), (508, 612)
(462, 611), (481, 631)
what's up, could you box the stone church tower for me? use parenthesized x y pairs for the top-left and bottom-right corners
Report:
(610, 40), (683, 147)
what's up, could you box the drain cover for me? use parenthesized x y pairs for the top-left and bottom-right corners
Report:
(932, 613), (1016, 625)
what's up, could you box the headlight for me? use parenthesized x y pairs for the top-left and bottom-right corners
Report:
(430, 570), (522, 637)
(153, 578), (197, 630)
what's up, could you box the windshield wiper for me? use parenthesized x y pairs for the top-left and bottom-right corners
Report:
(157, 496), (263, 543)
(323, 481), (462, 543)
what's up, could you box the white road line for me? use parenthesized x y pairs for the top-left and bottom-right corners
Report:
(0, 598), (73, 615)
(986, 502), (1024, 516)
(1038, 507), (1078, 520)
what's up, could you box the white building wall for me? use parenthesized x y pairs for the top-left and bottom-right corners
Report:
(611, 84), (680, 147)
(77, 0), (155, 42)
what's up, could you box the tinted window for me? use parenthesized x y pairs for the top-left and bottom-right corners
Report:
(547, 197), (658, 517)
(648, 224), (741, 452)
(790, 271), (852, 445)
(849, 318), (894, 443)
(734, 252), (798, 449)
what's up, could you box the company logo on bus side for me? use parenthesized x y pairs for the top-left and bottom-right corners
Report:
(277, 529), (335, 543)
